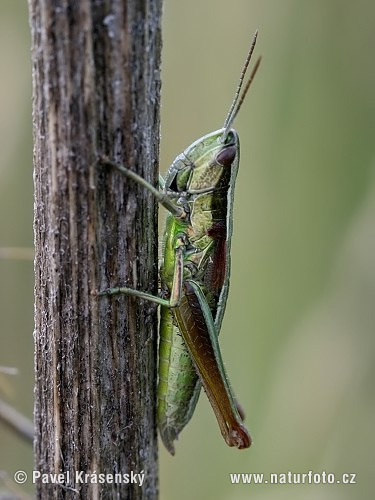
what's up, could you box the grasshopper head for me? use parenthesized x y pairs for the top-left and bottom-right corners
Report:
(184, 128), (239, 193)
(164, 31), (261, 196)
(165, 128), (239, 194)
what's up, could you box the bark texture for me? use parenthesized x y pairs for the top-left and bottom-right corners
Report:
(29, 1), (161, 498)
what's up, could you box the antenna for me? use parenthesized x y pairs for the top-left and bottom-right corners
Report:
(221, 31), (261, 142)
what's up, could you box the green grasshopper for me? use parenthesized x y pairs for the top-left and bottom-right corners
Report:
(100, 31), (261, 455)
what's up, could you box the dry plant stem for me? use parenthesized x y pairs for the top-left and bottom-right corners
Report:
(29, 0), (162, 498)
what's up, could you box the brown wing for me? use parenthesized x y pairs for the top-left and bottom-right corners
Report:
(173, 281), (251, 449)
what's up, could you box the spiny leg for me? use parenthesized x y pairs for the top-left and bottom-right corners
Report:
(99, 234), (187, 308)
(98, 286), (169, 307)
(98, 156), (184, 218)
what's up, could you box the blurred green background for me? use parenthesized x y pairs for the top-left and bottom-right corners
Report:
(1, 0), (374, 498)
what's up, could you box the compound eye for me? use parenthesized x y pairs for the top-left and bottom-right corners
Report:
(216, 145), (236, 167)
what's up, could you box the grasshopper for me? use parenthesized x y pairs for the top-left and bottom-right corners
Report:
(100, 31), (261, 454)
